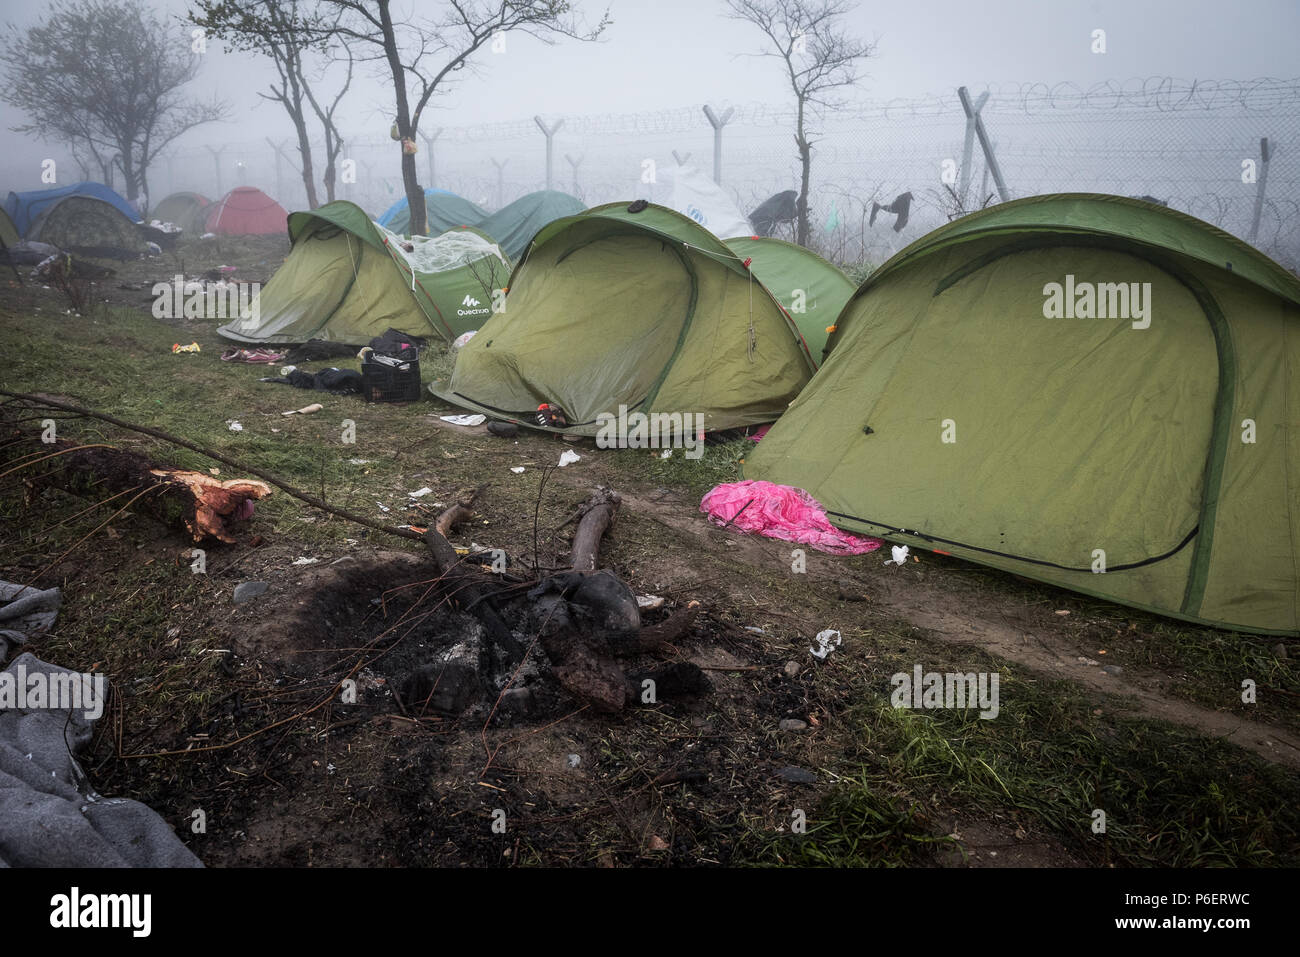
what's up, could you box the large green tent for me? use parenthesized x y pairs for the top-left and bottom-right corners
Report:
(723, 236), (856, 362)
(152, 192), (211, 234)
(218, 200), (510, 346)
(746, 193), (1300, 635)
(477, 190), (585, 260)
(377, 189), (487, 237)
(0, 206), (21, 280)
(432, 201), (816, 434)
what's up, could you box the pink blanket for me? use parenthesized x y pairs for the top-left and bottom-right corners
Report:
(700, 480), (883, 555)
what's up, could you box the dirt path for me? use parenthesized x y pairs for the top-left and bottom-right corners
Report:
(603, 483), (1300, 771)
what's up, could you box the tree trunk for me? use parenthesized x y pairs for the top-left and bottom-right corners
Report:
(378, 0), (425, 236)
(122, 147), (139, 203)
(796, 141), (812, 247)
(795, 102), (811, 247)
(294, 116), (320, 210)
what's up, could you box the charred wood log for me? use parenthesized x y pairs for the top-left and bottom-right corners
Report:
(422, 527), (524, 665)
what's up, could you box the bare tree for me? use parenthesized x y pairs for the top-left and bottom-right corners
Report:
(190, 0), (354, 208)
(725, 0), (875, 246)
(1, 0), (227, 211)
(319, 0), (609, 236)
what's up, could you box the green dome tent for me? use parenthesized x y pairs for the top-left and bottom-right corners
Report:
(377, 189), (487, 237)
(477, 190), (584, 260)
(218, 200), (511, 346)
(152, 192), (211, 234)
(723, 236), (857, 362)
(0, 206), (21, 280)
(431, 201), (816, 435)
(746, 193), (1300, 636)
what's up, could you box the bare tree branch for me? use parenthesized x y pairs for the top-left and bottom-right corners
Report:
(725, 0), (875, 245)
(1, 0), (228, 209)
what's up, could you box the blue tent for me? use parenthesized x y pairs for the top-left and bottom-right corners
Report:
(4, 182), (141, 236)
(376, 188), (486, 236)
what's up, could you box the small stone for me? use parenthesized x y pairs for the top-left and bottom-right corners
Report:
(647, 835), (669, 851)
(774, 766), (817, 785)
(1273, 642), (1289, 660)
(782, 661), (801, 678)
(1101, 664), (1124, 676)
(499, 687), (534, 716)
(233, 581), (269, 604)
(779, 718), (809, 732)
(836, 580), (868, 602)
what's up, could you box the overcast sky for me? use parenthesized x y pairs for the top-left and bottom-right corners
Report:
(2, 0), (1297, 188)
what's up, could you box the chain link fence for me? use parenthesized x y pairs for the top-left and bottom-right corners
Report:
(157, 77), (1300, 271)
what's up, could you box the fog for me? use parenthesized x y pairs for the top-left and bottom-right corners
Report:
(3, 0), (1298, 264)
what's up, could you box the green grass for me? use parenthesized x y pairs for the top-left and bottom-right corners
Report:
(3, 286), (1298, 869)
(743, 641), (1299, 867)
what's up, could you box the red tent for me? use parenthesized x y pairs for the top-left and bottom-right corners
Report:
(205, 187), (288, 235)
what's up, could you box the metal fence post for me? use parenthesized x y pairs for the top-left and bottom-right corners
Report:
(565, 153), (584, 195)
(205, 145), (226, 197)
(672, 150), (692, 166)
(419, 128), (442, 189)
(958, 86), (1010, 203)
(266, 138), (284, 203)
(958, 88), (989, 204)
(1248, 136), (1272, 243)
(491, 158), (508, 208)
(534, 116), (564, 190)
(702, 105), (734, 184)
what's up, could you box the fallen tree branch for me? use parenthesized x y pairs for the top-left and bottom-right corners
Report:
(435, 485), (485, 539)
(570, 486), (620, 572)
(0, 390), (423, 542)
(2, 423), (272, 544)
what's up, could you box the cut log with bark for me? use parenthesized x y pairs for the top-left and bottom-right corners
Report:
(415, 483), (708, 716)
(569, 486), (620, 572)
(5, 426), (271, 544)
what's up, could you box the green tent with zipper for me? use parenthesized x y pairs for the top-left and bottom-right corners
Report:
(723, 236), (857, 360)
(477, 190), (585, 260)
(746, 193), (1300, 635)
(218, 200), (511, 346)
(432, 201), (816, 434)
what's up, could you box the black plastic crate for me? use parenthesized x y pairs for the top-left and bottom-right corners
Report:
(362, 356), (422, 403)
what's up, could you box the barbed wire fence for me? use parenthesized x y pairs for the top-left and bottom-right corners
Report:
(158, 77), (1300, 271)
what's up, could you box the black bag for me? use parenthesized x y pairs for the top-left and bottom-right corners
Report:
(368, 328), (422, 359)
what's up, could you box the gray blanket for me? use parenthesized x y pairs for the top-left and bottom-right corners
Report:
(0, 581), (202, 867)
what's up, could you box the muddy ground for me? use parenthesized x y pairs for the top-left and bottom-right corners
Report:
(0, 237), (1296, 867)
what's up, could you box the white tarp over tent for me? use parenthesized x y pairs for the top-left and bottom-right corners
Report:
(637, 164), (753, 240)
